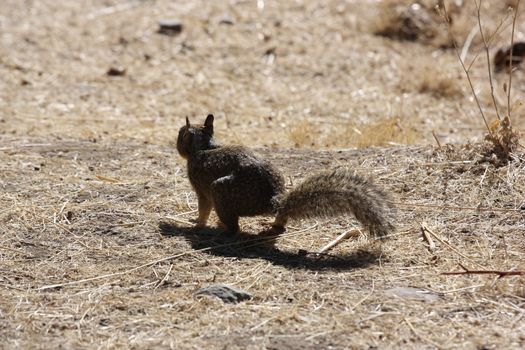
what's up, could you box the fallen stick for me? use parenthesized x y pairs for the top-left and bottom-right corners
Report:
(420, 222), (436, 252)
(317, 228), (362, 255)
(395, 202), (523, 213)
(442, 263), (525, 278)
(419, 224), (483, 268)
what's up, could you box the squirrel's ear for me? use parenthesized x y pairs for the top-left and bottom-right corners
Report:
(185, 117), (190, 127)
(204, 114), (214, 134)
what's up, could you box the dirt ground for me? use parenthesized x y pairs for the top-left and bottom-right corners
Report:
(1, 0), (525, 349)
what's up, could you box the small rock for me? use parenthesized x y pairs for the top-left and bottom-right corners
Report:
(106, 67), (126, 77)
(158, 20), (183, 36)
(219, 17), (234, 25)
(385, 287), (440, 303)
(195, 284), (252, 304)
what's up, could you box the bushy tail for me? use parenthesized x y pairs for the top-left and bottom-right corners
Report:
(275, 168), (396, 238)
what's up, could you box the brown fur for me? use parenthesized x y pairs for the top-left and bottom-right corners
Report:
(177, 114), (396, 240)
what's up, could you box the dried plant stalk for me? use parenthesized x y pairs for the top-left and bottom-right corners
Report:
(507, 0), (520, 121)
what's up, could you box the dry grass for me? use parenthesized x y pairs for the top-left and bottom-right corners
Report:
(288, 116), (419, 149)
(397, 57), (464, 99)
(1, 0), (525, 349)
(417, 62), (464, 98)
(353, 117), (419, 148)
(1, 142), (525, 349)
(288, 120), (318, 148)
(372, 0), (445, 44)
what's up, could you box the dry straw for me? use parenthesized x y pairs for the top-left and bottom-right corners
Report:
(1, 1), (525, 349)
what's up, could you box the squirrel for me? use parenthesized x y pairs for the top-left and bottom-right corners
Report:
(176, 114), (396, 242)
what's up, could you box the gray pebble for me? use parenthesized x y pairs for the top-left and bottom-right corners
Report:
(195, 284), (252, 304)
(158, 20), (183, 36)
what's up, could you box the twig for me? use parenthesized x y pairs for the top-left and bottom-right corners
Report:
(316, 228), (361, 255)
(439, 3), (492, 135)
(466, 13), (512, 73)
(420, 225), (484, 268)
(395, 202), (523, 213)
(420, 222), (436, 252)
(474, 0), (501, 120)
(442, 263), (525, 278)
(427, 283), (485, 294)
(431, 130), (442, 148)
(460, 24), (478, 62)
(507, 0), (520, 122)
(154, 264), (174, 290)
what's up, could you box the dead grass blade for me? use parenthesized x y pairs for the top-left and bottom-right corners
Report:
(420, 222), (436, 252)
(507, 0), (521, 120)
(396, 202), (523, 213)
(442, 263), (525, 278)
(474, 0), (500, 120)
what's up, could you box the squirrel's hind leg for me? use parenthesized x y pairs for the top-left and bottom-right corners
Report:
(216, 216), (240, 235)
(214, 207), (240, 234)
(211, 175), (241, 234)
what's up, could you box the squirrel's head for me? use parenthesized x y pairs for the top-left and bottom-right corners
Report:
(177, 114), (215, 159)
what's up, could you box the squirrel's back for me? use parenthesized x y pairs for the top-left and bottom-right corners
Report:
(188, 145), (286, 216)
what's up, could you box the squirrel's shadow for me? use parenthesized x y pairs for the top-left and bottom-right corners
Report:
(159, 221), (380, 270)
